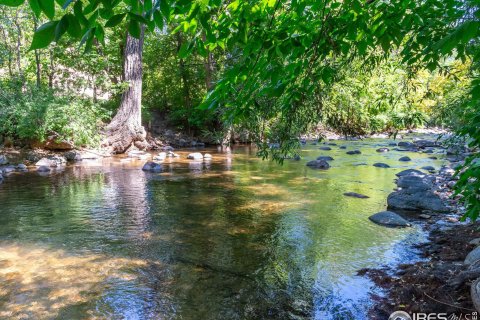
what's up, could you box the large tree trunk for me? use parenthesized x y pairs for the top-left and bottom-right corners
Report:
(104, 29), (148, 153)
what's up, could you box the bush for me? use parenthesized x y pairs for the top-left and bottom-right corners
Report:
(0, 79), (111, 147)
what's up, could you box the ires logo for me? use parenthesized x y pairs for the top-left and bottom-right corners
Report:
(389, 311), (478, 320)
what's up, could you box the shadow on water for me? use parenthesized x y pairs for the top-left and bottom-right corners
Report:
(0, 140), (441, 319)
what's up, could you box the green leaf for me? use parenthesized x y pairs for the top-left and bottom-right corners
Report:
(65, 13), (81, 38)
(73, 1), (88, 26)
(153, 9), (163, 29)
(178, 41), (190, 58)
(30, 20), (58, 50)
(39, 0), (55, 19)
(144, 0), (152, 12)
(54, 15), (69, 41)
(95, 25), (105, 45)
(128, 20), (141, 38)
(0, 0), (24, 7)
(105, 13), (126, 27)
(28, 0), (41, 17)
(129, 12), (147, 24)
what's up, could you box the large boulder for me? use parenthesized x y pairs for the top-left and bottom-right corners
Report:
(142, 162), (162, 172)
(369, 211), (411, 227)
(187, 152), (204, 160)
(396, 175), (434, 191)
(306, 159), (330, 169)
(387, 189), (448, 212)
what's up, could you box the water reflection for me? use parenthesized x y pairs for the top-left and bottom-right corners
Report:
(0, 139), (442, 319)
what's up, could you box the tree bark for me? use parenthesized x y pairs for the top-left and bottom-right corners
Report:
(33, 16), (41, 87)
(104, 29), (148, 153)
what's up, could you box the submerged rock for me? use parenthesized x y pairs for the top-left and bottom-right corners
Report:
(343, 192), (369, 199)
(398, 141), (414, 148)
(319, 146), (332, 151)
(187, 152), (203, 160)
(369, 211), (411, 227)
(421, 166), (436, 172)
(414, 140), (441, 148)
(339, 146), (347, 149)
(306, 159), (330, 169)
(399, 156), (411, 162)
(316, 156), (334, 161)
(373, 163), (390, 168)
(376, 148), (390, 153)
(346, 150), (361, 155)
(142, 162), (162, 172)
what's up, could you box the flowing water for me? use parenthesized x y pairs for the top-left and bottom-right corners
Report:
(0, 137), (447, 319)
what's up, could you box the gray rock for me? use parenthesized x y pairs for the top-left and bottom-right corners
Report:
(187, 152), (204, 160)
(16, 164), (28, 171)
(204, 153), (213, 159)
(293, 155), (301, 161)
(421, 166), (436, 172)
(422, 149), (434, 154)
(376, 148), (390, 152)
(316, 156), (334, 161)
(396, 169), (425, 177)
(471, 278), (480, 312)
(142, 162), (162, 172)
(346, 150), (361, 155)
(369, 211), (411, 227)
(469, 238), (480, 246)
(319, 146), (332, 151)
(373, 163), (390, 168)
(37, 166), (51, 172)
(306, 159), (330, 169)
(419, 214), (431, 219)
(35, 158), (58, 167)
(2, 166), (16, 174)
(387, 190), (448, 212)
(339, 146), (347, 149)
(327, 142), (337, 146)
(163, 146), (174, 151)
(154, 152), (167, 161)
(344, 192), (369, 199)
(414, 140), (441, 148)
(397, 175), (434, 191)
(65, 151), (82, 161)
(465, 247), (480, 265)
(398, 141), (414, 148)
(0, 155), (8, 165)
(26, 151), (42, 162)
(399, 156), (411, 162)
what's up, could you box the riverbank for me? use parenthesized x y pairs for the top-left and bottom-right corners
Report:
(359, 164), (480, 318)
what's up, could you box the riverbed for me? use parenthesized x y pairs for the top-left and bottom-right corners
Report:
(0, 137), (447, 319)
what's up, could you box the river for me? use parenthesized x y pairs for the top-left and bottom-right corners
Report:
(0, 137), (446, 319)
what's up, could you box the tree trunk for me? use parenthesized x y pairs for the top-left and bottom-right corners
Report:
(104, 29), (148, 153)
(33, 16), (41, 88)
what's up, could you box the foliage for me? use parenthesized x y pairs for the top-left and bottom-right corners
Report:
(0, 79), (111, 146)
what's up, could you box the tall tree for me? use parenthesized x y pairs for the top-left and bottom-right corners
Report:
(104, 30), (148, 153)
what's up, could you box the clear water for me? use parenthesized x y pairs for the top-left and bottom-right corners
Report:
(0, 138), (445, 319)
